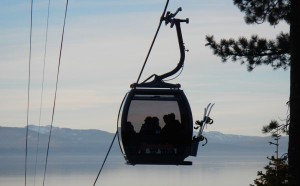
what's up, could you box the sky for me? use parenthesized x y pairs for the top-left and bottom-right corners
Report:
(0, 0), (290, 136)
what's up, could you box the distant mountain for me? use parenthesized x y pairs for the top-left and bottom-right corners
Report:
(0, 125), (289, 175)
(0, 125), (288, 157)
(0, 125), (114, 155)
(198, 131), (288, 156)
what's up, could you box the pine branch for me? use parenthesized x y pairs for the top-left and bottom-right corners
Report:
(233, 0), (290, 25)
(205, 33), (290, 71)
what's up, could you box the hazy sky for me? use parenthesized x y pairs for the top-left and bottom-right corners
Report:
(0, 0), (289, 136)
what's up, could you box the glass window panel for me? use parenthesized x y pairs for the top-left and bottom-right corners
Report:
(127, 100), (181, 133)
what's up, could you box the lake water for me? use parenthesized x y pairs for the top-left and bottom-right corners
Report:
(0, 155), (268, 186)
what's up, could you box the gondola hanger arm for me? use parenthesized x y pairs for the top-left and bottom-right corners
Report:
(132, 7), (189, 88)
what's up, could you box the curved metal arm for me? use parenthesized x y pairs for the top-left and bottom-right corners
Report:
(156, 18), (188, 81)
(131, 8), (189, 88)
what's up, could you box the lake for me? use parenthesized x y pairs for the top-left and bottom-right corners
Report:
(0, 154), (268, 186)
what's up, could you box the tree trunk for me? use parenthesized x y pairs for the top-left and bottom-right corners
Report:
(288, 0), (300, 185)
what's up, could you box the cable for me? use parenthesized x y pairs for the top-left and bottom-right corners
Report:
(93, 131), (117, 186)
(92, 92), (131, 186)
(93, 91), (128, 185)
(42, 0), (69, 185)
(136, 0), (169, 84)
(25, 0), (33, 185)
(33, 0), (51, 186)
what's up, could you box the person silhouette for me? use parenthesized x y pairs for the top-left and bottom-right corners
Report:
(161, 113), (182, 143)
(122, 121), (137, 149)
(152, 116), (161, 135)
(140, 116), (153, 135)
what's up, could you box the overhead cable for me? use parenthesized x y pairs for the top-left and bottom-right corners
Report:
(33, 0), (51, 186)
(25, 0), (34, 185)
(42, 0), (69, 185)
(136, 0), (170, 84)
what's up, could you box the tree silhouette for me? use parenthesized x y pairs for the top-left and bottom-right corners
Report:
(205, 0), (300, 184)
(205, 33), (290, 71)
(250, 120), (289, 186)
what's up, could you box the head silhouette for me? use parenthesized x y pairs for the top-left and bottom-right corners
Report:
(168, 113), (176, 121)
(144, 116), (152, 123)
(163, 114), (169, 124)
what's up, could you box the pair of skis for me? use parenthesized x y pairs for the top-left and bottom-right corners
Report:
(194, 103), (215, 146)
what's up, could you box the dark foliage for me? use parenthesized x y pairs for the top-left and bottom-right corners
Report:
(250, 118), (289, 186)
(233, 0), (290, 25)
(206, 33), (290, 71)
(262, 120), (289, 136)
(205, 1), (300, 184)
(250, 155), (289, 186)
(205, 0), (291, 71)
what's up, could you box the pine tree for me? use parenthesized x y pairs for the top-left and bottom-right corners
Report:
(206, 0), (290, 71)
(250, 120), (289, 186)
(250, 153), (288, 186)
(205, 1), (300, 184)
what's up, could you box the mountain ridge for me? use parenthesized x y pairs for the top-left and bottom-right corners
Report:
(0, 125), (288, 156)
(0, 125), (289, 175)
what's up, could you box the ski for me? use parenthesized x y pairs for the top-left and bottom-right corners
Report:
(196, 103), (215, 138)
(200, 103), (214, 134)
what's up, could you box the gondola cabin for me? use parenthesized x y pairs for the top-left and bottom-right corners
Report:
(118, 86), (193, 165)
(116, 5), (213, 165)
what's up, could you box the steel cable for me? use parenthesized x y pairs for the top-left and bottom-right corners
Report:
(25, 0), (34, 185)
(33, 1), (51, 186)
(136, 0), (169, 84)
(42, 0), (69, 185)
